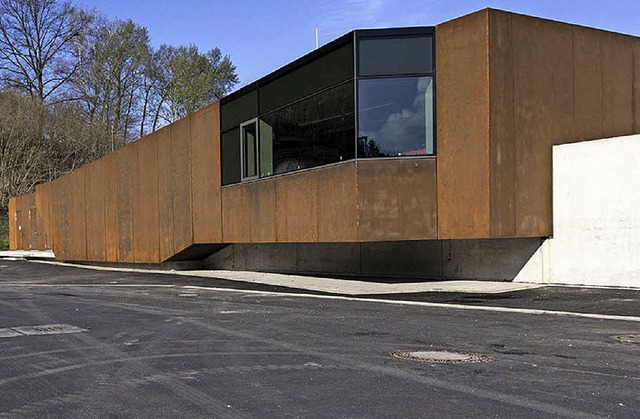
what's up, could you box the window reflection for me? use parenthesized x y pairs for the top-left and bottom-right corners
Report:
(261, 81), (355, 175)
(357, 76), (433, 158)
(358, 35), (432, 77)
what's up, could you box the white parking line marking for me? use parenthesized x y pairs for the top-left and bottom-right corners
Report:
(180, 285), (640, 323)
(4, 281), (636, 323)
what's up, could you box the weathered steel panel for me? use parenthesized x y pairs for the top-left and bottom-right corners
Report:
(601, 32), (634, 139)
(357, 159), (437, 241)
(45, 182), (54, 250)
(17, 196), (28, 250)
(511, 13), (573, 237)
(102, 153), (118, 262)
(436, 10), (491, 239)
(14, 194), (32, 250)
(190, 103), (222, 244)
(488, 10), (640, 238)
(156, 125), (174, 261)
(489, 11), (516, 238)
(37, 182), (52, 252)
(572, 26), (603, 142)
(84, 160), (106, 261)
(250, 179), (276, 243)
(27, 193), (36, 250)
(132, 136), (160, 263)
(171, 116), (193, 253)
(13, 196), (22, 250)
(635, 44), (640, 133)
(68, 170), (87, 261)
(50, 176), (70, 260)
(317, 162), (357, 242)
(275, 170), (318, 242)
(35, 184), (47, 250)
(221, 184), (251, 243)
(8, 197), (17, 250)
(116, 147), (134, 262)
(21, 195), (30, 250)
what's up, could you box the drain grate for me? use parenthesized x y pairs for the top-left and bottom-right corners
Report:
(614, 335), (640, 344)
(391, 350), (494, 364)
(5, 324), (87, 337)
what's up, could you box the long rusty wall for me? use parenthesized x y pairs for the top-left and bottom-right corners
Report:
(488, 9), (640, 237)
(9, 102), (222, 262)
(10, 9), (640, 257)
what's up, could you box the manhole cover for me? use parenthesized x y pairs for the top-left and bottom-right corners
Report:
(615, 335), (640, 344)
(391, 350), (493, 364)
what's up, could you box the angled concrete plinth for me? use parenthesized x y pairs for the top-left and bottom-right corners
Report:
(0, 250), (55, 260)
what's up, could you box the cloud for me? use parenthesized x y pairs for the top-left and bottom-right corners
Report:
(361, 77), (434, 156)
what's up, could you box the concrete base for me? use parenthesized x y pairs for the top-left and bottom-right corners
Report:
(203, 238), (544, 281)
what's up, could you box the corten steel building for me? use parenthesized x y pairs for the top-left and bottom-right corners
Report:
(9, 9), (640, 285)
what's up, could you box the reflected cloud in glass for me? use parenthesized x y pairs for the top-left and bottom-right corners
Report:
(358, 76), (433, 158)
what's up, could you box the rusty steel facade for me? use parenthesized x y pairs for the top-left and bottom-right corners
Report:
(10, 9), (640, 264)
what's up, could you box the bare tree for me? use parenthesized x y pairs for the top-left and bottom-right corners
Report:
(0, 90), (114, 207)
(0, 90), (48, 206)
(140, 44), (173, 135)
(74, 18), (149, 145)
(0, 0), (92, 102)
(0, 0), (239, 216)
(147, 44), (238, 130)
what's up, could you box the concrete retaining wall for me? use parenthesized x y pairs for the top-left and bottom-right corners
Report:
(513, 134), (640, 287)
(203, 238), (543, 281)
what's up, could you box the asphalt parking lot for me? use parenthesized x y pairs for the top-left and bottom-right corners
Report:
(0, 260), (638, 417)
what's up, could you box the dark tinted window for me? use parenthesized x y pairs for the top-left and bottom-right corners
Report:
(221, 88), (258, 131)
(358, 35), (432, 76)
(358, 76), (433, 157)
(259, 43), (354, 114)
(261, 81), (355, 175)
(221, 128), (241, 185)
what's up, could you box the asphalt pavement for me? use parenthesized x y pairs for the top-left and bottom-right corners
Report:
(0, 259), (638, 417)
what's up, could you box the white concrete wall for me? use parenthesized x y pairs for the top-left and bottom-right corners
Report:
(515, 134), (640, 288)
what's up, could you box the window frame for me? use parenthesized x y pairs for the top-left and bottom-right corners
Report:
(354, 28), (437, 159)
(240, 118), (259, 181)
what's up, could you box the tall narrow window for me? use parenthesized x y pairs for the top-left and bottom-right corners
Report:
(241, 119), (258, 180)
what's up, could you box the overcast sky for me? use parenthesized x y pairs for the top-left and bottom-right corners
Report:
(73, 0), (640, 92)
